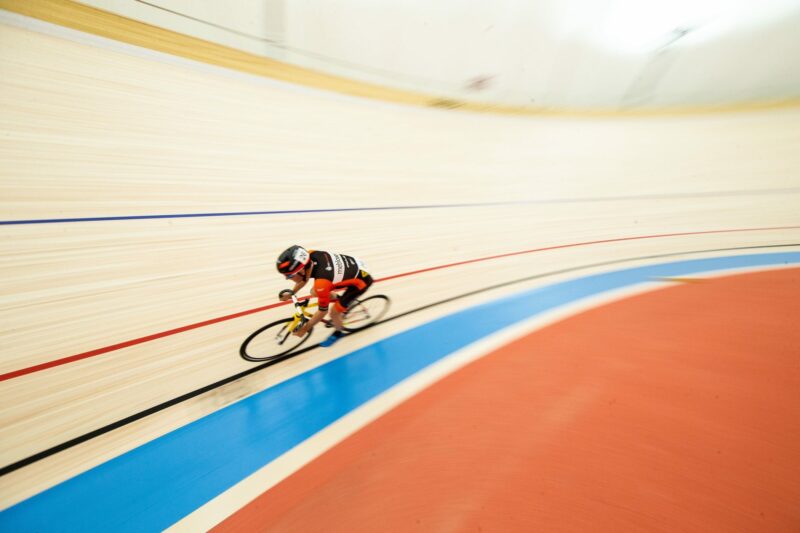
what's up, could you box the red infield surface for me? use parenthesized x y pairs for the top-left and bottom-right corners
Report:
(215, 267), (800, 532)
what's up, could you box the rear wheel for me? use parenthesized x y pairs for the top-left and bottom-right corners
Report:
(240, 318), (311, 362)
(342, 295), (391, 332)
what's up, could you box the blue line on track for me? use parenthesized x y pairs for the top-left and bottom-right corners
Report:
(1, 252), (798, 531)
(0, 203), (497, 225)
(3, 187), (799, 225)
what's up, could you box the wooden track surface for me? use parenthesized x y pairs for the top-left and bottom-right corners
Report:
(1, 10), (800, 511)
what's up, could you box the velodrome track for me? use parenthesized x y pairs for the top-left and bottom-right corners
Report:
(1, 5), (799, 531)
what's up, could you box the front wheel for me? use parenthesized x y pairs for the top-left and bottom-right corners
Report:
(240, 318), (311, 362)
(342, 295), (391, 332)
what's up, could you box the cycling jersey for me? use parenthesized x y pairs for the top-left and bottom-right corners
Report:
(308, 250), (371, 311)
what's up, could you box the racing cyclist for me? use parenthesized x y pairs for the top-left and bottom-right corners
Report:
(276, 245), (373, 347)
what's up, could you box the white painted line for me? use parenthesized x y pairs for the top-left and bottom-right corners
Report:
(170, 260), (800, 530)
(167, 276), (675, 531)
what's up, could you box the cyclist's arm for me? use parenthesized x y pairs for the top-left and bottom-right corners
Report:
(295, 278), (332, 335)
(280, 278), (308, 301)
(296, 308), (327, 335)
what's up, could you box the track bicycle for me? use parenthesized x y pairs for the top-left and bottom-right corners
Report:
(240, 290), (391, 362)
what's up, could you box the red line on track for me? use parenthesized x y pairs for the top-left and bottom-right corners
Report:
(0, 302), (291, 382)
(376, 226), (799, 281)
(1, 224), (798, 382)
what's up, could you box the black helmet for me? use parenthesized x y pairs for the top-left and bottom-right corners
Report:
(276, 245), (310, 278)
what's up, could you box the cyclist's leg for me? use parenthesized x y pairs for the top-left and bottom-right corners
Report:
(329, 291), (355, 330)
(321, 276), (372, 346)
(336, 275), (373, 314)
(320, 303), (347, 346)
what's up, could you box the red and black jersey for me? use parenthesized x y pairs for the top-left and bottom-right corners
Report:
(308, 250), (369, 311)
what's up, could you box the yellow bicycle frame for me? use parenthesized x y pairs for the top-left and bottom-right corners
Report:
(285, 295), (319, 333)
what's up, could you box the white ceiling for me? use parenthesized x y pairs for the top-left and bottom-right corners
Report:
(282, 0), (800, 109)
(76, 0), (800, 109)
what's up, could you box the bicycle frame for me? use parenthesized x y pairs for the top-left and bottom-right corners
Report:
(285, 294), (319, 333)
(240, 292), (390, 361)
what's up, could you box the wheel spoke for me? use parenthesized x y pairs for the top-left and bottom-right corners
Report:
(276, 324), (290, 345)
(240, 319), (310, 361)
(342, 295), (390, 331)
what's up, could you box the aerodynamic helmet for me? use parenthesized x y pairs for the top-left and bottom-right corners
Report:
(276, 245), (310, 278)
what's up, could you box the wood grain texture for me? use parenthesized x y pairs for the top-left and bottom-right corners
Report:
(1, 16), (800, 510)
(0, 0), (435, 107)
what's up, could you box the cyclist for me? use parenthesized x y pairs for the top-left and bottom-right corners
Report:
(276, 245), (373, 347)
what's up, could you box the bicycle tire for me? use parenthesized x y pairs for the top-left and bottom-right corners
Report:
(342, 295), (391, 332)
(240, 318), (311, 362)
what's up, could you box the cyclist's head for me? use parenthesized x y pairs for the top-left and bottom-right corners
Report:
(276, 245), (310, 279)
